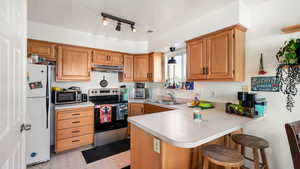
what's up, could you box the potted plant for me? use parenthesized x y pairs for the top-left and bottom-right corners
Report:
(276, 39), (300, 65)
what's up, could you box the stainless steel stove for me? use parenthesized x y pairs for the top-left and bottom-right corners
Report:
(89, 88), (128, 146)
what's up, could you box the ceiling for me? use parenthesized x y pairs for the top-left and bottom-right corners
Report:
(28, 0), (246, 41)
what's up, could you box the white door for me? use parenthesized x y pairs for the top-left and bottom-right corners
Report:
(0, 0), (27, 169)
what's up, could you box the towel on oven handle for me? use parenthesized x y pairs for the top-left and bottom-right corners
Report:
(99, 104), (112, 123)
(116, 103), (128, 120)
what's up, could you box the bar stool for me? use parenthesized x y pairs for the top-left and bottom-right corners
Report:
(202, 144), (244, 169)
(232, 134), (269, 169)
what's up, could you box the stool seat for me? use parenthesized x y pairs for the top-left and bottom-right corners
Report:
(203, 144), (243, 167)
(232, 134), (269, 149)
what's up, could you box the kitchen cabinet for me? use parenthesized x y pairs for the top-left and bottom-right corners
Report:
(55, 107), (94, 153)
(129, 103), (144, 116)
(57, 45), (92, 81)
(27, 39), (57, 61)
(148, 52), (165, 82)
(131, 124), (243, 169)
(133, 53), (165, 82)
(144, 104), (172, 114)
(119, 54), (134, 82)
(134, 54), (150, 82)
(92, 50), (124, 66)
(186, 25), (246, 82)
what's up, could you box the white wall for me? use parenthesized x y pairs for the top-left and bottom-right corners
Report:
(28, 21), (148, 54)
(150, 0), (300, 168)
(148, 1), (241, 51)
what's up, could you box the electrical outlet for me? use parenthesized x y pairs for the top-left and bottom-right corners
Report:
(153, 138), (161, 154)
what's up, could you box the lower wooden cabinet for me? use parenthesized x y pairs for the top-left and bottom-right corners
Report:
(55, 106), (94, 153)
(131, 124), (243, 169)
(144, 104), (172, 114)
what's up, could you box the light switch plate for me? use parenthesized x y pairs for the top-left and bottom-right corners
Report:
(153, 138), (160, 154)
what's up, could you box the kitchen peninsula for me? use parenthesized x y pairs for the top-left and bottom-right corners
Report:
(128, 103), (261, 169)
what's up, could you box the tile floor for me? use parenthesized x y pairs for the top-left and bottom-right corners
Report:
(27, 146), (130, 169)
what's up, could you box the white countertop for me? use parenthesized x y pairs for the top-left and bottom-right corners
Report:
(128, 103), (263, 148)
(54, 102), (94, 110)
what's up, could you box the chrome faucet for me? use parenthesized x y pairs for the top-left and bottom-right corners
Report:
(167, 91), (176, 103)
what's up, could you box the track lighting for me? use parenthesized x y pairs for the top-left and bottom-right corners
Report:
(131, 25), (136, 32)
(115, 22), (121, 31)
(102, 17), (108, 26)
(101, 12), (136, 33)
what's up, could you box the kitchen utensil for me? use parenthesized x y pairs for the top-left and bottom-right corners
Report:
(100, 76), (108, 88)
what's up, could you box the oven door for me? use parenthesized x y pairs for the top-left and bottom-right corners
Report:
(54, 91), (78, 104)
(94, 104), (128, 133)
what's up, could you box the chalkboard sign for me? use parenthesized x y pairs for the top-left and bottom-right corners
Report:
(251, 76), (279, 92)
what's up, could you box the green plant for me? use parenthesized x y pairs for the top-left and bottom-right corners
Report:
(276, 39), (300, 65)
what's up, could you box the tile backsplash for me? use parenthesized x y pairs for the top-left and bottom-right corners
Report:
(51, 71), (134, 93)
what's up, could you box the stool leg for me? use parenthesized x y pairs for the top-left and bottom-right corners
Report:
(241, 146), (245, 156)
(203, 157), (209, 169)
(253, 148), (260, 169)
(260, 148), (269, 169)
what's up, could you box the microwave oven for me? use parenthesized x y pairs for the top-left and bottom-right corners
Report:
(52, 90), (82, 105)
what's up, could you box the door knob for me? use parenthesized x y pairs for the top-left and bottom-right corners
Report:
(20, 124), (31, 133)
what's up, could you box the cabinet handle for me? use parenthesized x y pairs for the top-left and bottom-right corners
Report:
(72, 130), (80, 133)
(72, 121), (80, 124)
(72, 113), (80, 116)
(141, 107), (144, 113)
(72, 140), (80, 143)
(202, 68), (205, 75)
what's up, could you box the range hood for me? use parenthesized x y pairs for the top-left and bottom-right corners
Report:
(91, 64), (124, 73)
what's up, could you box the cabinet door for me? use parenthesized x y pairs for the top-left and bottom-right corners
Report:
(123, 55), (134, 81)
(28, 39), (56, 61)
(187, 39), (207, 80)
(134, 54), (149, 82)
(206, 30), (234, 80)
(149, 52), (165, 82)
(57, 45), (91, 81)
(129, 103), (144, 116)
(111, 53), (124, 66)
(92, 50), (111, 66)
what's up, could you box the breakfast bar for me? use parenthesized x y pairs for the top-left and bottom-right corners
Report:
(128, 103), (261, 169)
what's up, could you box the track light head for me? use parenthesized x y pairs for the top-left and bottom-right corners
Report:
(131, 25), (136, 32)
(102, 17), (108, 26)
(115, 22), (121, 31)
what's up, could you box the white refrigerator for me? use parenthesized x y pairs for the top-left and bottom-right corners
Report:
(26, 64), (53, 165)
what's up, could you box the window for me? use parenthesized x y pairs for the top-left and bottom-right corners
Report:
(165, 51), (186, 85)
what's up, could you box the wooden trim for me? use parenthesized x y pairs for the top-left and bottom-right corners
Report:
(281, 24), (300, 34)
(186, 24), (247, 43)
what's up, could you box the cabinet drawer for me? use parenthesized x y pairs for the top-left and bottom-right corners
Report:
(57, 107), (93, 120)
(55, 134), (93, 152)
(56, 125), (93, 140)
(56, 116), (93, 130)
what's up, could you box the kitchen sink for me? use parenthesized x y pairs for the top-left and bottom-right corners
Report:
(150, 100), (183, 105)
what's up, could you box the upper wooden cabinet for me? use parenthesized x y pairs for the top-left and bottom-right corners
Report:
(92, 50), (124, 66)
(119, 55), (134, 82)
(134, 54), (150, 82)
(57, 45), (92, 81)
(187, 39), (207, 80)
(133, 53), (165, 82)
(27, 39), (57, 61)
(186, 25), (246, 82)
(149, 52), (165, 82)
(92, 50), (111, 66)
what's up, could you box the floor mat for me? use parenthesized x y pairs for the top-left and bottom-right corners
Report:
(82, 139), (130, 164)
(121, 166), (130, 169)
